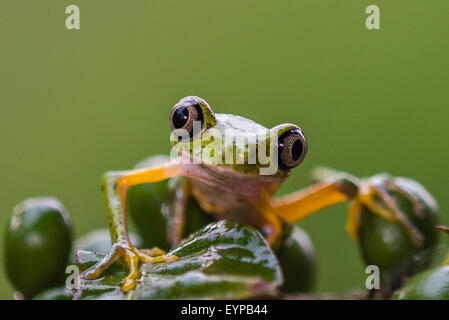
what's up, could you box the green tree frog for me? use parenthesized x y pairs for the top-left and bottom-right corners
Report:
(83, 96), (433, 292)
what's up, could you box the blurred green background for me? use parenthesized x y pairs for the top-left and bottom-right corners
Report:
(1, 1), (448, 299)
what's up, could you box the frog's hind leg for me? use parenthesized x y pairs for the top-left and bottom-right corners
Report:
(82, 160), (182, 292)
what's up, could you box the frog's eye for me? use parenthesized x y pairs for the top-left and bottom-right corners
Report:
(169, 101), (204, 138)
(276, 129), (307, 171)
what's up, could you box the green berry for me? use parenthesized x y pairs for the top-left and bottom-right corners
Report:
(4, 197), (73, 298)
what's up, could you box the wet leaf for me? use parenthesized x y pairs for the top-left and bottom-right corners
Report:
(75, 220), (283, 300)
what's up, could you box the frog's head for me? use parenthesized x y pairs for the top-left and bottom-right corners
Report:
(169, 96), (307, 181)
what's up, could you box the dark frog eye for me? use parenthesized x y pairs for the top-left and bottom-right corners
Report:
(276, 128), (307, 171)
(169, 101), (204, 139)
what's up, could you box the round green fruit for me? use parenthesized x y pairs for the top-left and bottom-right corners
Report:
(126, 179), (172, 250)
(392, 265), (449, 300)
(358, 185), (439, 289)
(4, 197), (73, 298)
(127, 155), (213, 250)
(277, 225), (316, 293)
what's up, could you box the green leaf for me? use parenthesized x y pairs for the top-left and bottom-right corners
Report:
(75, 220), (283, 300)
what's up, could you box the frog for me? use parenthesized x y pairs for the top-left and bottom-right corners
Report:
(82, 96), (430, 292)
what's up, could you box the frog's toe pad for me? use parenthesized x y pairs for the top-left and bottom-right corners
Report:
(136, 249), (178, 264)
(139, 247), (166, 257)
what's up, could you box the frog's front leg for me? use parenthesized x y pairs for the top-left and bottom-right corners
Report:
(256, 176), (358, 249)
(270, 168), (428, 247)
(82, 161), (181, 292)
(270, 175), (359, 224)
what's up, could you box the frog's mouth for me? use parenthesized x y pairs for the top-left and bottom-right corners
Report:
(179, 160), (288, 186)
